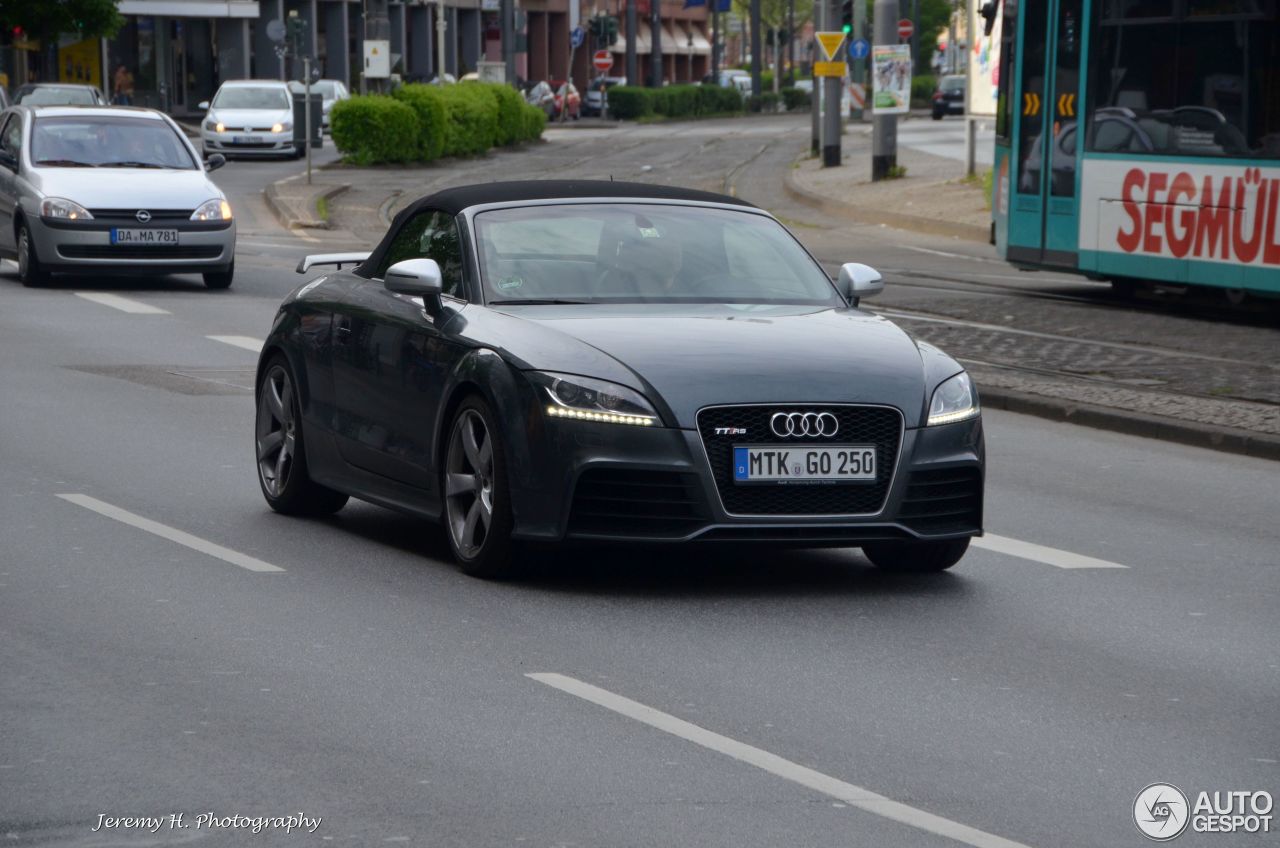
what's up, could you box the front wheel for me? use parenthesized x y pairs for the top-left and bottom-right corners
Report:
(443, 397), (518, 578)
(17, 222), (49, 287)
(255, 355), (349, 516)
(861, 538), (970, 573)
(204, 261), (234, 289)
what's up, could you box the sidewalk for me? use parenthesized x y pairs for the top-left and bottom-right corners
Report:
(786, 125), (990, 242)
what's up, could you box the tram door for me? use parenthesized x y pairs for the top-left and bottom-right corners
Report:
(1006, 0), (1083, 268)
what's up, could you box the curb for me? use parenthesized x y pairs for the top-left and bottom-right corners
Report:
(783, 166), (990, 243)
(264, 180), (349, 230)
(979, 385), (1280, 463)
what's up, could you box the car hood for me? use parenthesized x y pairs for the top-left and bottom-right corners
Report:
(208, 107), (292, 127)
(466, 304), (933, 428)
(29, 168), (221, 208)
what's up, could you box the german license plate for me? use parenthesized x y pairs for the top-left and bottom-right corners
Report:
(733, 445), (876, 483)
(111, 228), (179, 246)
(232, 135), (262, 144)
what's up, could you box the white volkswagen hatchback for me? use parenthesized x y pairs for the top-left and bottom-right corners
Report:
(200, 80), (298, 159)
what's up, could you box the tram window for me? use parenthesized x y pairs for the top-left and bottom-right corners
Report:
(1087, 7), (1280, 159)
(1016, 0), (1050, 193)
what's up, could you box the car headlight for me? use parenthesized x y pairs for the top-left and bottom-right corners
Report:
(532, 371), (660, 426)
(271, 121), (293, 133)
(191, 198), (232, 221)
(927, 372), (980, 426)
(40, 197), (93, 220)
(204, 119), (219, 131)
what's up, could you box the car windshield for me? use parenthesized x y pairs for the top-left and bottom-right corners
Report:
(212, 86), (290, 110)
(475, 203), (840, 305)
(18, 86), (97, 105)
(290, 81), (339, 98)
(941, 77), (965, 93)
(31, 116), (197, 169)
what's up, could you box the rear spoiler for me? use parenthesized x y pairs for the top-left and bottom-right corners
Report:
(296, 252), (371, 274)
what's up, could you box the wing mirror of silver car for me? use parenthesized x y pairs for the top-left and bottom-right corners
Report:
(385, 258), (444, 316)
(837, 262), (884, 305)
(198, 101), (210, 111)
(204, 153), (226, 172)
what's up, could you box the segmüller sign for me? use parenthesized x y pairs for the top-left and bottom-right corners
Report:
(1080, 160), (1280, 267)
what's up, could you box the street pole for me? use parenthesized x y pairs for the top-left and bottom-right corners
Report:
(436, 0), (448, 80)
(911, 0), (918, 67)
(750, 0), (762, 97)
(821, 0), (840, 165)
(502, 0), (515, 84)
(787, 0), (795, 85)
(851, 0), (866, 121)
(651, 0), (662, 87)
(871, 0), (896, 179)
(711, 5), (719, 79)
(810, 0), (820, 155)
(626, 0), (638, 84)
(303, 55), (312, 185)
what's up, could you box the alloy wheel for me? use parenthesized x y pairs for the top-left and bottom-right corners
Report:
(256, 364), (297, 498)
(445, 409), (495, 559)
(17, 228), (30, 279)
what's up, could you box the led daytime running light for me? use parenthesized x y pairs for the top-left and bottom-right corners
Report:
(545, 405), (656, 426)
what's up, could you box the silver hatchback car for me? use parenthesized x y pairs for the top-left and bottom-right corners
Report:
(0, 105), (236, 288)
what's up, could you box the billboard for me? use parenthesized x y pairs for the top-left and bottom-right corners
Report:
(967, 1), (1001, 117)
(872, 44), (911, 115)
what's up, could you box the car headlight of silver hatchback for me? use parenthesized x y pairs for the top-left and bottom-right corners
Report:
(191, 198), (232, 221)
(927, 371), (980, 426)
(40, 197), (93, 220)
(532, 371), (660, 426)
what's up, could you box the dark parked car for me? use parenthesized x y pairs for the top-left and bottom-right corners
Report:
(931, 74), (965, 119)
(256, 181), (985, 578)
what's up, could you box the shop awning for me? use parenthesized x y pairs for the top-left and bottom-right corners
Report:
(117, 1), (260, 18)
(612, 22), (652, 55)
(673, 23), (712, 55)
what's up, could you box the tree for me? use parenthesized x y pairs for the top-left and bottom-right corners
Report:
(730, 0), (813, 90)
(0, 0), (124, 43)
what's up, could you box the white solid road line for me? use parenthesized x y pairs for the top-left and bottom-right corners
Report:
(528, 673), (1033, 848)
(74, 292), (169, 314)
(208, 335), (264, 353)
(974, 533), (1128, 570)
(56, 494), (284, 573)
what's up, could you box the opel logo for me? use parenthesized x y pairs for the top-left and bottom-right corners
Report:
(135, 209), (152, 223)
(770, 411), (839, 438)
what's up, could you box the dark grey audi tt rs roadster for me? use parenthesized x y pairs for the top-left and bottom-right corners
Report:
(255, 181), (984, 577)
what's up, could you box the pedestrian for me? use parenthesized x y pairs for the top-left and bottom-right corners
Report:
(112, 65), (134, 105)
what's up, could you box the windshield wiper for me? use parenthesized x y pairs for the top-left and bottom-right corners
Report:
(488, 298), (593, 305)
(99, 161), (165, 169)
(35, 159), (98, 167)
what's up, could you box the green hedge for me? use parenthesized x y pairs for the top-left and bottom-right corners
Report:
(781, 86), (810, 111)
(332, 82), (542, 165)
(607, 84), (744, 121)
(911, 73), (937, 109)
(748, 92), (782, 113)
(329, 96), (418, 165)
(390, 84), (446, 161)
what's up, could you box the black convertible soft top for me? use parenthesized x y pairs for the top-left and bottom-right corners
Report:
(360, 180), (757, 277)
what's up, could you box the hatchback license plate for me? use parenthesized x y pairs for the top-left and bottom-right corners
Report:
(232, 135), (262, 144)
(110, 228), (177, 244)
(733, 445), (876, 483)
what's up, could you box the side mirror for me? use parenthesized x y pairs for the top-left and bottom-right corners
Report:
(204, 152), (226, 171)
(0, 150), (16, 171)
(837, 262), (884, 305)
(385, 258), (444, 315)
(197, 100), (210, 111)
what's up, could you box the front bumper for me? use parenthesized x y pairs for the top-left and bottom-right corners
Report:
(507, 411), (984, 544)
(28, 215), (235, 274)
(201, 128), (295, 157)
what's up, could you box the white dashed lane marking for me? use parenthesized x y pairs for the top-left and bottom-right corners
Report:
(528, 673), (1034, 848)
(208, 335), (264, 353)
(73, 292), (169, 314)
(974, 533), (1128, 570)
(56, 494), (284, 573)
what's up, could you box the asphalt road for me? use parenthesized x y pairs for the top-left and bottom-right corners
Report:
(1, 128), (1277, 848)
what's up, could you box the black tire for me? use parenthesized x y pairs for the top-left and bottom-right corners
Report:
(442, 396), (519, 579)
(861, 538), (970, 573)
(255, 355), (349, 516)
(16, 221), (49, 288)
(204, 261), (234, 289)
(931, 109), (943, 121)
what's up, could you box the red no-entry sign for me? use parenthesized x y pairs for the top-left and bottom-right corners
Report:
(593, 50), (614, 72)
(898, 19), (914, 40)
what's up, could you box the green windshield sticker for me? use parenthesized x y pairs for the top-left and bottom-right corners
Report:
(496, 277), (523, 290)
(638, 227), (661, 239)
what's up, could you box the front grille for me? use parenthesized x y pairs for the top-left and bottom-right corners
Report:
(87, 209), (194, 221)
(697, 405), (903, 516)
(58, 245), (223, 260)
(568, 469), (709, 538)
(898, 466), (983, 535)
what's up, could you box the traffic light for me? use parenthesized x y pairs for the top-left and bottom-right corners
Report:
(840, 0), (853, 35)
(605, 15), (618, 46)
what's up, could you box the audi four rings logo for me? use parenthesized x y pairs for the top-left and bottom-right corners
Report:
(770, 412), (839, 438)
(135, 210), (152, 223)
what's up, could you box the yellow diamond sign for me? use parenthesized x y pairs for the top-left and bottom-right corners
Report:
(816, 32), (846, 61)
